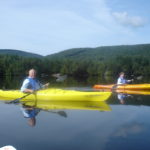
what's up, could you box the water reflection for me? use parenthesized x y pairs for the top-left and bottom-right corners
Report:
(117, 93), (127, 104)
(6, 89), (150, 127)
(117, 93), (133, 104)
(21, 104), (40, 127)
(1, 76), (150, 150)
(116, 89), (150, 95)
(21, 104), (67, 127)
(21, 100), (111, 111)
(106, 91), (150, 107)
(1, 91), (150, 149)
(0, 97), (111, 127)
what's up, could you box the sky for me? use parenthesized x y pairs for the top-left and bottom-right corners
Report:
(0, 0), (149, 55)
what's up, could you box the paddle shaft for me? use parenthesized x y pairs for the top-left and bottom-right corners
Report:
(111, 84), (125, 91)
(7, 92), (33, 104)
(6, 81), (51, 104)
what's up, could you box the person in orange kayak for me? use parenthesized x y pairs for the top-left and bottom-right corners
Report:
(21, 69), (49, 93)
(117, 72), (133, 84)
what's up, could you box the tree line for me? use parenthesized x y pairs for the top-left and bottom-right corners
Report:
(0, 54), (149, 79)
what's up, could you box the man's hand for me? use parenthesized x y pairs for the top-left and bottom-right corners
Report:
(24, 89), (35, 93)
(127, 79), (134, 83)
(43, 83), (49, 88)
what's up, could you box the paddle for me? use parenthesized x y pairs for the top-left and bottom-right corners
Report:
(45, 110), (67, 118)
(6, 92), (33, 104)
(5, 81), (50, 104)
(111, 84), (125, 91)
(131, 75), (143, 81)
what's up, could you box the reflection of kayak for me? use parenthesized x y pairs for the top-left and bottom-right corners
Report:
(0, 88), (111, 101)
(116, 89), (150, 95)
(93, 84), (150, 90)
(22, 100), (111, 111)
(0, 96), (111, 111)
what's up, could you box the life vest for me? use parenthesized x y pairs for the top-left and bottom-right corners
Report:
(27, 77), (41, 90)
(118, 77), (127, 84)
(21, 108), (40, 118)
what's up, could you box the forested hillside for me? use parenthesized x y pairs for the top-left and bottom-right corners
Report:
(46, 44), (150, 60)
(0, 49), (43, 58)
(46, 44), (150, 77)
(0, 44), (150, 78)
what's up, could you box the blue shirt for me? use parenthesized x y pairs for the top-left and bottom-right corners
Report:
(21, 77), (42, 92)
(117, 77), (127, 84)
(117, 93), (126, 100)
(21, 108), (40, 118)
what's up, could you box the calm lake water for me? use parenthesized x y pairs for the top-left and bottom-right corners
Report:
(0, 76), (150, 150)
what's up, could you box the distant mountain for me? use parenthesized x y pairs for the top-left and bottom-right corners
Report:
(0, 49), (43, 58)
(46, 44), (150, 60)
(1, 43), (150, 60)
(0, 44), (150, 77)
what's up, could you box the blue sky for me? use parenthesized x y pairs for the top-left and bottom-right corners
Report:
(0, 0), (149, 55)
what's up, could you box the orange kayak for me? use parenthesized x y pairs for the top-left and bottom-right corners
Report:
(93, 84), (150, 90)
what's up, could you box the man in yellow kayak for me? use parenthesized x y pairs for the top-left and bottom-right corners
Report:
(20, 69), (49, 127)
(117, 72), (133, 84)
(21, 69), (49, 93)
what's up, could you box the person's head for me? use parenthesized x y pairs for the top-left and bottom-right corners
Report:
(119, 72), (125, 78)
(28, 69), (36, 78)
(28, 118), (36, 127)
(120, 99), (125, 104)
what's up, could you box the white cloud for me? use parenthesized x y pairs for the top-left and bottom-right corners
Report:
(113, 123), (145, 138)
(112, 12), (145, 27)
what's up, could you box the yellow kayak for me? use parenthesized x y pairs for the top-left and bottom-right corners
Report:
(0, 88), (111, 101)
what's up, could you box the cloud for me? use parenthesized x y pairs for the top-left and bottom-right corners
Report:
(113, 123), (145, 138)
(0, 0), (149, 55)
(0, 0), (121, 54)
(112, 12), (145, 27)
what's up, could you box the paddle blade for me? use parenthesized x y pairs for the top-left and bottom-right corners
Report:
(136, 76), (143, 80)
(57, 111), (67, 117)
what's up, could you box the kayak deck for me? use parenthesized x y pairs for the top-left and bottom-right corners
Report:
(0, 88), (112, 101)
